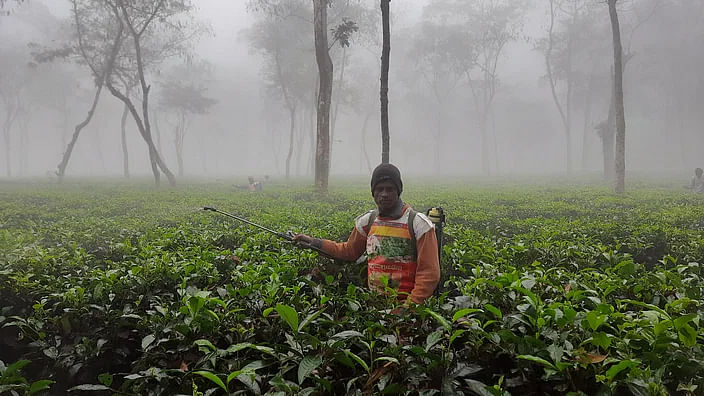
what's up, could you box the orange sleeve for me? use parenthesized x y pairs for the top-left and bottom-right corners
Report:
(410, 230), (441, 304)
(320, 226), (367, 262)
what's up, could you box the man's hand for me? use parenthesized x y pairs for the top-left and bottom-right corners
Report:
(292, 233), (314, 245)
(292, 234), (322, 250)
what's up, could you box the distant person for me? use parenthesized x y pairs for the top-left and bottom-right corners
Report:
(293, 164), (440, 304)
(248, 176), (262, 192)
(248, 176), (256, 192)
(688, 168), (704, 193)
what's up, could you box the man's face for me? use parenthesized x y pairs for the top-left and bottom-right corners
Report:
(373, 180), (399, 213)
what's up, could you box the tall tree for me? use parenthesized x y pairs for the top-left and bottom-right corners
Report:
(409, 9), (472, 172)
(0, 45), (30, 177)
(542, 0), (580, 173)
(119, 84), (135, 178)
(379, 0), (390, 164)
(594, 0), (657, 180)
(247, 0), (356, 187)
(158, 62), (217, 178)
(102, 0), (198, 186)
(608, 0), (626, 193)
(463, 0), (524, 175)
(245, 1), (315, 179)
(53, 0), (124, 182)
(37, 0), (200, 184)
(347, 62), (379, 174)
(313, 0), (333, 191)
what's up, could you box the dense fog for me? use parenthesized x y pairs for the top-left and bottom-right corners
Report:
(0, 0), (702, 179)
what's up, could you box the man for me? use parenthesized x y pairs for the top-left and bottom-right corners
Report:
(294, 164), (440, 304)
(689, 168), (704, 193)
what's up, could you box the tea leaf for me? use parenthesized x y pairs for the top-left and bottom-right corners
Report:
(298, 308), (325, 332)
(298, 355), (322, 384)
(425, 308), (452, 331)
(275, 304), (299, 333)
(591, 331), (611, 350)
(517, 355), (557, 370)
(68, 384), (113, 392)
(605, 360), (639, 381)
(331, 330), (363, 340)
(194, 371), (227, 392)
(449, 330), (466, 346)
(343, 350), (369, 373)
(425, 330), (444, 352)
(28, 380), (54, 395)
(194, 339), (216, 352)
(678, 323), (697, 347)
(141, 334), (156, 350)
(484, 304), (502, 319)
(97, 373), (113, 387)
(585, 311), (607, 331)
(452, 308), (482, 322)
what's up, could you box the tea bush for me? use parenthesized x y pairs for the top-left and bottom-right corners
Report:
(0, 181), (702, 395)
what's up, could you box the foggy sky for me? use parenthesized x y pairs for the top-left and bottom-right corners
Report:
(1, 0), (701, 179)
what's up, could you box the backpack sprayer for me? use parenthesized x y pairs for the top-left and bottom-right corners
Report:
(426, 207), (446, 296)
(426, 207), (445, 256)
(202, 206), (330, 257)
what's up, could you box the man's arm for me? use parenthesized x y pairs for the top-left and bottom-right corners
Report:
(319, 227), (367, 261)
(410, 230), (440, 304)
(294, 227), (367, 262)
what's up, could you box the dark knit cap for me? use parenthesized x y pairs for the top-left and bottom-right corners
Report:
(371, 163), (403, 195)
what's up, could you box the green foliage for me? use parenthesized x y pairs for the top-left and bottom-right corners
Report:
(0, 359), (54, 395)
(1, 182), (703, 395)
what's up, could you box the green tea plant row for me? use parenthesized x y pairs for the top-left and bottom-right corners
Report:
(0, 182), (702, 395)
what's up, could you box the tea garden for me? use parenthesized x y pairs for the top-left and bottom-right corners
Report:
(1, 180), (702, 395)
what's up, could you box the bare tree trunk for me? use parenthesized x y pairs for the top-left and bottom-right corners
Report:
(3, 124), (9, 178)
(480, 110), (490, 175)
(113, 1), (175, 187)
(121, 101), (130, 178)
(295, 109), (305, 176)
(2, 98), (19, 178)
(18, 107), (28, 176)
(545, 0), (572, 173)
(609, 0), (626, 193)
(58, 4), (124, 182)
(107, 83), (173, 185)
(175, 143), (184, 178)
(601, 69), (617, 181)
(61, 98), (69, 152)
(148, 146), (160, 185)
(678, 110), (687, 168)
(313, 0), (333, 193)
(309, 75), (318, 176)
(330, 47), (347, 166)
(93, 126), (106, 173)
(361, 111), (372, 173)
(434, 108), (443, 173)
(581, 72), (595, 169)
(285, 105), (295, 179)
(308, 97), (315, 176)
(492, 105), (499, 173)
(380, 0), (391, 164)
(152, 109), (162, 153)
(174, 122), (184, 178)
(56, 83), (103, 181)
(179, 111), (187, 177)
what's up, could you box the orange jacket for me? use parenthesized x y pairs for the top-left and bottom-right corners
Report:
(320, 204), (440, 304)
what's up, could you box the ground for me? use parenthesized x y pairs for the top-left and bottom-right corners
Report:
(0, 178), (703, 395)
